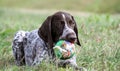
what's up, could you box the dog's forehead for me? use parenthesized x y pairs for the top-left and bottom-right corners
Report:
(53, 12), (72, 20)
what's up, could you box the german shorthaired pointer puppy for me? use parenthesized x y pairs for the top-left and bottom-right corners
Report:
(12, 11), (86, 71)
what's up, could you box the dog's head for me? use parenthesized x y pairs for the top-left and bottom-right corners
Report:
(38, 11), (81, 48)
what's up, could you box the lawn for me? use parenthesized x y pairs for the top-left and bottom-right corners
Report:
(0, 0), (120, 13)
(0, 8), (120, 71)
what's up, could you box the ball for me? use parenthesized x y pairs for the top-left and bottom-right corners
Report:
(53, 40), (75, 59)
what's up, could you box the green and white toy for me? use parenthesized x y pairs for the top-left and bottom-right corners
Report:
(53, 40), (75, 59)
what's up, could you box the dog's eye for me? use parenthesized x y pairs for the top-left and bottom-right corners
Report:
(69, 20), (72, 24)
(69, 20), (74, 25)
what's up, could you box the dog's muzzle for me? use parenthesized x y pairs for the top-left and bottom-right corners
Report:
(60, 27), (77, 43)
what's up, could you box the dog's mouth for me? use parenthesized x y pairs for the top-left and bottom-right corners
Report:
(59, 32), (77, 43)
(66, 33), (77, 43)
(60, 36), (76, 43)
(67, 37), (76, 43)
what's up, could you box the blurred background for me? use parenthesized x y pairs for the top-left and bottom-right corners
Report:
(0, 0), (120, 71)
(0, 0), (120, 13)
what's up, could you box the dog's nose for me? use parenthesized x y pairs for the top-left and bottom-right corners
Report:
(67, 33), (77, 43)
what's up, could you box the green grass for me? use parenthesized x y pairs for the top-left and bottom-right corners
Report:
(0, 0), (120, 13)
(0, 8), (120, 71)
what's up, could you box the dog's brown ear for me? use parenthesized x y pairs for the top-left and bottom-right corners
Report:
(72, 16), (81, 46)
(38, 16), (53, 48)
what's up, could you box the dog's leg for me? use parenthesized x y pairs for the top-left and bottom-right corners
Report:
(56, 56), (87, 71)
(32, 46), (48, 66)
(24, 34), (49, 66)
(68, 56), (87, 71)
(69, 60), (86, 71)
(12, 31), (27, 66)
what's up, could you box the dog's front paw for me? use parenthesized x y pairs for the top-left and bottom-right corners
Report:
(75, 67), (87, 71)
